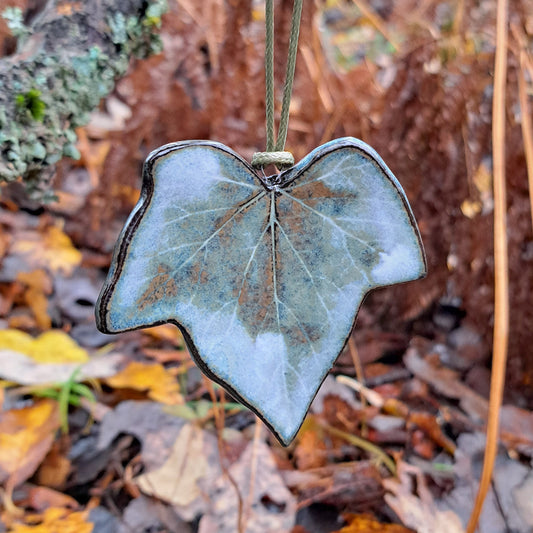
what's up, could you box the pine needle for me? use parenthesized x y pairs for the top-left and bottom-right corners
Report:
(466, 0), (509, 530)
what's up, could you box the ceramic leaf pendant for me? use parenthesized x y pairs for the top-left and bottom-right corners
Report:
(96, 137), (426, 445)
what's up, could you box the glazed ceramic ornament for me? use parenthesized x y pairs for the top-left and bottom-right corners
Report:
(96, 137), (426, 445)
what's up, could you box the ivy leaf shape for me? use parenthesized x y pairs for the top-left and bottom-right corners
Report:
(96, 137), (426, 445)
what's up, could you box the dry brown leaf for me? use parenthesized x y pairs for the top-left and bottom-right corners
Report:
(75, 128), (111, 188)
(26, 486), (79, 512)
(9, 507), (93, 533)
(408, 412), (456, 455)
(36, 441), (71, 489)
(135, 423), (208, 507)
(11, 224), (82, 276)
(104, 361), (183, 405)
(295, 426), (327, 470)
(0, 224), (11, 260)
(0, 400), (60, 493)
(333, 513), (414, 533)
(404, 348), (488, 423)
(383, 461), (465, 533)
(198, 440), (296, 533)
(55, 2), (83, 16)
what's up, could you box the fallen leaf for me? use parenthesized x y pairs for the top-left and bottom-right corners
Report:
(0, 224), (10, 260)
(55, 2), (83, 16)
(0, 350), (123, 385)
(54, 276), (101, 322)
(36, 441), (71, 488)
(136, 423), (208, 506)
(383, 461), (465, 533)
(141, 324), (184, 345)
(9, 507), (93, 533)
(295, 424), (327, 470)
(514, 471), (533, 528)
(104, 361), (183, 405)
(97, 401), (188, 470)
(16, 270), (52, 330)
(143, 347), (191, 364)
(25, 486), (79, 512)
(282, 460), (383, 508)
(98, 402), (221, 522)
(0, 329), (88, 364)
(333, 513), (414, 533)
(11, 224), (82, 276)
(499, 405), (533, 455)
(406, 349), (533, 454)
(117, 495), (191, 533)
(404, 348), (488, 422)
(198, 440), (296, 533)
(408, 411), (456, 455)
(0, 400), (60, 493)
(439, 433), (533, 533)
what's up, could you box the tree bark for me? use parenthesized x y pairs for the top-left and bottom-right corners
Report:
(0, 0), (166, 199)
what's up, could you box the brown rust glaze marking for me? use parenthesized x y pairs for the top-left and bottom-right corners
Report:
(137, 265), (178, 311)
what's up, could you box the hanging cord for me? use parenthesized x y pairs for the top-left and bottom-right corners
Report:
(252, 0), (304, 169)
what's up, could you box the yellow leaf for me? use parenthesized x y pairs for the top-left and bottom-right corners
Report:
(0, 329), (88, 364)
(16, 270), (52, 330)
(142, 324), (183, 345)
(460, 198), (482, 219)
(105, 361), (183, 405)
(333, 513), (414, 533)
(473, 162), (492, 195)
(9, 508), (93, 533)
(12, 224), (82, 275)
(0, 400), (60, 491)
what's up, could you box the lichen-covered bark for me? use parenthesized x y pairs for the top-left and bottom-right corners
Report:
(0, 0), (167, 199)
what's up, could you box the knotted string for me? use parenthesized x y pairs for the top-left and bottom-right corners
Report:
(252, 0), (303, 170)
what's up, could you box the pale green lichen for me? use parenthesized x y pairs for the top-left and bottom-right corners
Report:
(0, 0), (168, 200)
(2, 7), (31, 41)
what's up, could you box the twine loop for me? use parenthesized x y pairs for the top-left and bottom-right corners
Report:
(251, 151), (294, 169)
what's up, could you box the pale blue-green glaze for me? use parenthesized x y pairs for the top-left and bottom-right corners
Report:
(96, 138), (426, 445)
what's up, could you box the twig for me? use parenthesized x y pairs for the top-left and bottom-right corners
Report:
(300, 44), (334, 114)
(319, 421), (396, 475)
(517, 47), (533, 233)
(336, 374), (384, 408)
(466, 0), (509, 530)
(347, 337), (368, 436)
